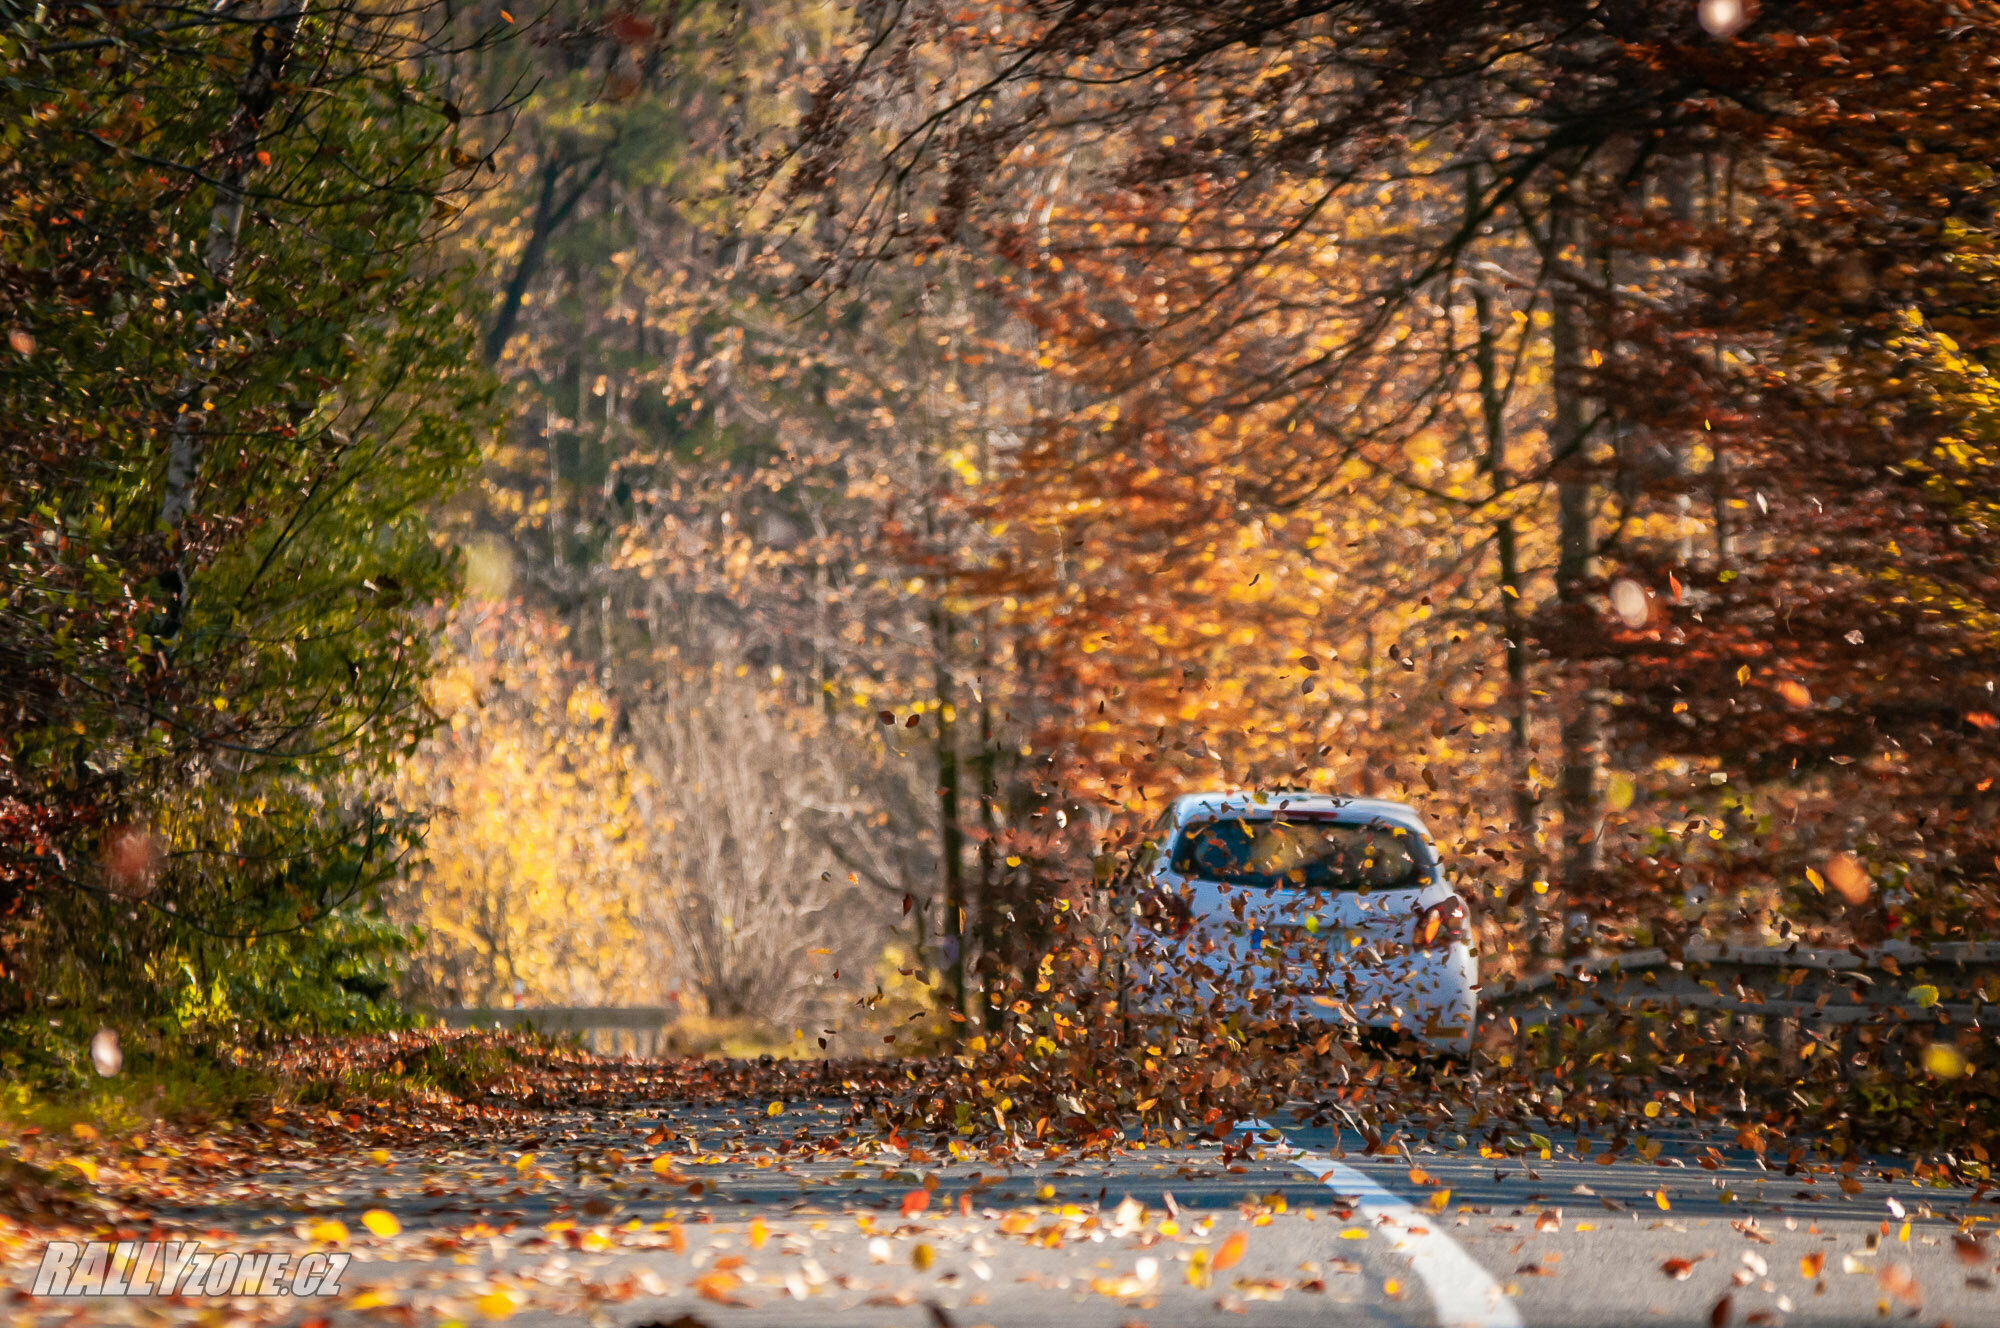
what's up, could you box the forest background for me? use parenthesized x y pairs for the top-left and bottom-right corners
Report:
(6, 0), (2000, 1139)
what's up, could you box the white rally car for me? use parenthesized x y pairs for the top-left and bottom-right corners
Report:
(1127, 791), (1476, 1053)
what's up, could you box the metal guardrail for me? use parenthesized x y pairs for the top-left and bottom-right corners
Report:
(1483, 940), (2000, 1036)
(431, 941), (2000, 1062)
(432, 1006), (679, 1057)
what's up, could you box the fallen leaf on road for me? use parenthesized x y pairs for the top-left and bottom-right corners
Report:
(475, 1286), (524, 1320)
(901, 1189), (931, 1217)
(695, 1271), (748, 1305)
(1709, 1292), (1732, 1328)
(362, 1208), (401, 1237)
(1214, 1231), (1247, 1271)
(1661, 1257), (1698, 1280)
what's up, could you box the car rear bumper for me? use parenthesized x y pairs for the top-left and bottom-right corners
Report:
(1124, 940), (1478, 1054)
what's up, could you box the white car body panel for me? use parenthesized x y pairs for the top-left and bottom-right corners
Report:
(1130, 792), (1476, 1052)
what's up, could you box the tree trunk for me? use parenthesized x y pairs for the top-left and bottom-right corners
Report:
(158, 5), (308, 636)
(931, 601), (967, 1015)
(1549, 197), (1603, 921)
(976, 608), (999, 1023)
(482, 149), (611, 367)
(1467, 168), (1540, 894)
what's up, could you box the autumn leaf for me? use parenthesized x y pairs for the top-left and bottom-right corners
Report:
(1824, 853), (1873, 905)
(1876, 1262), (1921, 1305)
(1924, 1042), (1967, 1078)
(1214, 1231), (1248, 1271)
(475, 1286), (524, 1320)
(901, 1189), (931, 1217)
(362, 1209), (401, 1237)
(695, 1271), (746, 1305)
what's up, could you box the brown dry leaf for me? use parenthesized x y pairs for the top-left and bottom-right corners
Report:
(1662, 1257), (1698, 1281)
(1709, 1292), (1733, 1328)
(1952, 1233), (1987, 1266)
(1801, 1250), (1825, 1278)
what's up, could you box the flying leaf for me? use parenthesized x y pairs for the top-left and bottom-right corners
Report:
(1824, 853), (1873, 905)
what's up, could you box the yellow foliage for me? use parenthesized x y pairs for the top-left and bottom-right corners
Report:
(393, 611), (667, 1008)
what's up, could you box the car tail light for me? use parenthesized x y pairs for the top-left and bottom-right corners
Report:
(1413, 896), (1468, 948)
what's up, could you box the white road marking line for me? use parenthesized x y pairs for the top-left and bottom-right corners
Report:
(1242, 1120), (1524, 1328)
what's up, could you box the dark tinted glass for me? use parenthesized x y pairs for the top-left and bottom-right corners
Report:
(1170, 817), (1423, 890)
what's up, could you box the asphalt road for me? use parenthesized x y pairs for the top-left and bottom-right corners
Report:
(7, 1094), (2000, 1327)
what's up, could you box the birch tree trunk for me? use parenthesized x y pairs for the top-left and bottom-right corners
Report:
(158, 5), (308, 634)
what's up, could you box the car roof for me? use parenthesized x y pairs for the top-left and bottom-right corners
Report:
(1167, 791), (1430, 835)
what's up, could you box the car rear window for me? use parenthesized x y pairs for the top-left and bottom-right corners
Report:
(1170, 817), (1424, 890)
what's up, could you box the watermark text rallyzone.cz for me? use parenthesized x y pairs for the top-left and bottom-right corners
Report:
(29, 1241), (348, 1298)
